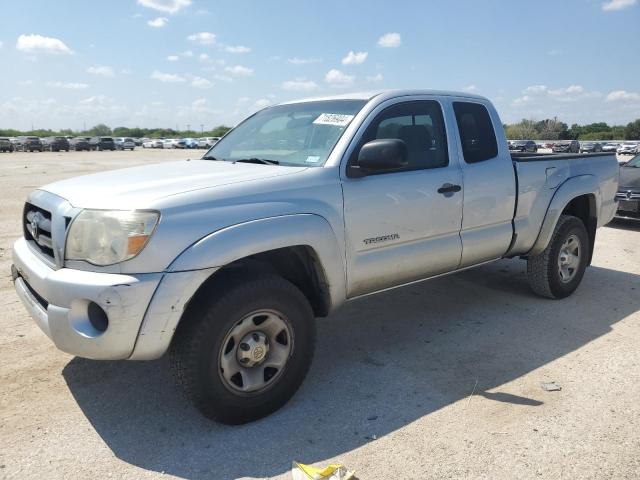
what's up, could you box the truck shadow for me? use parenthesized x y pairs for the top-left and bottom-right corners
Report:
(62, 259), (640, 479)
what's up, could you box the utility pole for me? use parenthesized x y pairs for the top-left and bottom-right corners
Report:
(200, 124), (204, 135)
(186, 124), (191, 133)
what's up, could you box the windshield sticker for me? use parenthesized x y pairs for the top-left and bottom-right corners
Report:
(305, 156), (320, 163)
(313, 113), (354, 127)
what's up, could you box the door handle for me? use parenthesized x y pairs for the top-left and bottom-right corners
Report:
(437, 183), (462, 194)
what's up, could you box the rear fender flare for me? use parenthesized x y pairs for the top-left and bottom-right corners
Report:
(529, 175), (600, 256)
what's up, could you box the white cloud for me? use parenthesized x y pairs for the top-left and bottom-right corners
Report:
(511, 95), (533, 107)
(137, 0), (191, 14)
(254, 99), (272, 109)
(377, 32), (401, 48)
(190, 76), (213, 89)
(0, 41), (3, 49)
(46, 81), (89, 89)
(549, 84), (584, 96)
(87, 65), (115, 77)
(224, 45), (251, 53)
(366, 73), (384, 82)
(606, 90), (640, 102)
(187, 32), (216, 45)
(150, 71), (186, 83)
(287, 57), (321, 65)
(342, 51), (368, 65)
(147, 17), (168, 27)
(167, 55), (179, 61)
(199, 53), (210, 62)
(281, 79), (318, 91)
(225, 65), (254, 76)
(182, 49), (194, 57)
(462, 85), (478, 93)
(214, 74), (233, 82)
(602, 0), (637, 11)
(325, 69), (354, 87)
(547, 49), (560, 56)
(16, 34), (73, 55)
(523, 85), (547, 94)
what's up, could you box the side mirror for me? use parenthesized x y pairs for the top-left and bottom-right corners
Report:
(350, 138), (408, 177)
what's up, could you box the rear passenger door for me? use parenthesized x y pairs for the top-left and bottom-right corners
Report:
(452, 100), (516, 267)
(341, 99), (464, 297)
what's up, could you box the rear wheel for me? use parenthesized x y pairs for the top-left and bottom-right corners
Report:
(527, 215), (589, 299)
(170, 274), (316, 424)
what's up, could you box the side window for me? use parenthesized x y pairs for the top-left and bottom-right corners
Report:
(453, 102), (498, 164)
(354, 100), (449, 172)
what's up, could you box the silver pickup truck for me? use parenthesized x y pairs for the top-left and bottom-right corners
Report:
(12, 90), (618, 424)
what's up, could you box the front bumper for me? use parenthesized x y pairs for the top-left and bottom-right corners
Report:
(12, 237), (163, 359)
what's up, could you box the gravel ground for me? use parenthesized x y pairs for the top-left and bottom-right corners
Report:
(1, 150), (639, 480)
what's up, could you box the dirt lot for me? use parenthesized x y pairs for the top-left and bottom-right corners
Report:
(1, 150), (639, 480)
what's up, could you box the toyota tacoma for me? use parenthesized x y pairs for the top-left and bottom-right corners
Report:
(12, 90), (619, 424)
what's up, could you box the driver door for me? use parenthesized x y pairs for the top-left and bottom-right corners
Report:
(341, 99), (464, 297)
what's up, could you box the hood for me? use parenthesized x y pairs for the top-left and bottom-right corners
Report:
(41, 159), (306, 209)
(619, 165), (640, 190)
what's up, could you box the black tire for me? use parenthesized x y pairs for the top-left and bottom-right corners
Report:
(170, 273), (316, 424)
(527, 215), (589, 299)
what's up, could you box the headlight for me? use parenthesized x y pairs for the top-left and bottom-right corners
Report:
(65, 210), (159, 266)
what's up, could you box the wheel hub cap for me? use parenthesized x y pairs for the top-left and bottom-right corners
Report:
(237, 331), (269, 367)
(558, 234), (581, 283)
(218, 310), (293, 394)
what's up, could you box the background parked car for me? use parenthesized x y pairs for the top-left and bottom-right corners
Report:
(602, 142), (619, 153)
(42, 136), (70, 152)
(617, 142), (639, 155)
(142, 139), (164, 148)
(0, 137), (14, 152)
(176, 138), (199, 149)
(89, 136), (116, 151)
(615, 153), (640, 220)
(162, 138), (179, 149)
(115, 137), (136, 150)
(197, 137), (221, 149)
(508, 140), (538, 152)
(580, 141), (603, 153)
(552, 140), (580, 153)
(69, 137), (90, 151)
(14, 136), (43, 152)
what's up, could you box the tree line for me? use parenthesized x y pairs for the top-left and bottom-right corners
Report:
(2, 118), (639, 141)
(0, 123), (232, 139)
(504, 118), (640, 141)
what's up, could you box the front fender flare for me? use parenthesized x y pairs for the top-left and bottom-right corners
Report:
(529, 175), (600, 256)
(130, 214), (346, 360)
(168, 213), (346, 310)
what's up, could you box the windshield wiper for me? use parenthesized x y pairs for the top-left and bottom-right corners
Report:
(201, 155), (221, 160)
(233, 158), (280, 165)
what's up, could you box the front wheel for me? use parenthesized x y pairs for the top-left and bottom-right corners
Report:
(527, 215), (589, 299)
(170, 274), (316, 424)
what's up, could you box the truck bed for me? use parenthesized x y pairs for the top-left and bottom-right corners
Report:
(507, 151), (619, 257)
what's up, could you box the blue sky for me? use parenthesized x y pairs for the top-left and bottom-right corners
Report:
(0, 0), (639, 131)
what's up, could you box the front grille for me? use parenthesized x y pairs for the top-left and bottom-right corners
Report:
(616, 191), (640, 200)
(23, 202), (55, 261)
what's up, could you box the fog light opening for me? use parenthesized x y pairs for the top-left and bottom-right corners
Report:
(88, 301), (109, 333)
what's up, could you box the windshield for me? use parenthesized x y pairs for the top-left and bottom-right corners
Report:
(624, 154), (640, 167)
(204, 100), (367, 167)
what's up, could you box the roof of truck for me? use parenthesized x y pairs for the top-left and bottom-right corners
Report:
(279, 89), (487, 105)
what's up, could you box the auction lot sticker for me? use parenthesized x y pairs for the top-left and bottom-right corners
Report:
(313, 113), (354, 127)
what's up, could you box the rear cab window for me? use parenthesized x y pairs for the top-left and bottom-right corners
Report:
(453, 102), (498, 163)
